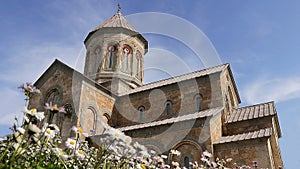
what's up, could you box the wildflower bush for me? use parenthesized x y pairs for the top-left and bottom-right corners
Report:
(0, 83), (270, 169)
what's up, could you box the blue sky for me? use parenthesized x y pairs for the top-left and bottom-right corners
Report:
(1, 0), (300, 168)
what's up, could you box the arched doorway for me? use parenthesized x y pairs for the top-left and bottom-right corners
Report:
(169, 140), (203, 168)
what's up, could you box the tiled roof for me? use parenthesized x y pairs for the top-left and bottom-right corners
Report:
(120, 64), (229, 96)
(118, 107), (223, 132)
(84, 11), (148, 52)
(93, 11), (138, 33)
(226, 101), (276, 123)
(214, 128), (272, 144)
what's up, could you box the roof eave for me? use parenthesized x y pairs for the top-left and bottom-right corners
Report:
(84, 27), (148, 53)
(33, 59), (118, 98)
(225, 64), (241, 103)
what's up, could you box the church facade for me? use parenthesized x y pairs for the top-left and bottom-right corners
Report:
(29, 9), (284, 168)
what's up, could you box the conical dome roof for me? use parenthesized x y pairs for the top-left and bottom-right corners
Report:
(92, 11), (138, 33)
(84, 6), (148, 53)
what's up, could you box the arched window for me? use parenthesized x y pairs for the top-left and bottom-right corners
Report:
(225, 95), (230, 110)
(61, 103), (73, 140)
(102, 112), (111, 124)
(122, 45), (131, 72)
(184, 156), (190, 168)
(195, 94), (203, 112)
(45, 88), (61, 124)
(228, 86), (235, 108)
(81, 107), (96, 136)
(94, 46), (102, 72)
(165, 101), (172, 115)
(138, 106), (145, 121)
(45, 88), (60, 104)
(136, 50), (142, 78)
(106, 45), (117, 69)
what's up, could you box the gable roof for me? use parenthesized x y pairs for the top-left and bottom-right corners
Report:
(34, 59), (116, 98)
(118, 107), (223, 132)
(214, 127), (272, 145)
(120, 64), (240, 103)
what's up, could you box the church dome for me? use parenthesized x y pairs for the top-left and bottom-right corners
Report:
(84, 5), (148, 52)
(92, 10), (138, 33)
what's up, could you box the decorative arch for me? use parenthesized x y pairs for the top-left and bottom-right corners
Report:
(94, 45), (103, 72)
(44, 85), (63, 124)
(225, 95), (230, 111)
(228, 86), (235, 108)
(194, 94), (203, 112)
(137, 106), (145, 122)
(101, 109), (111, 124)
(170, 140), (204, 168)
(83, 107), (96, 135)
(80, 102), (101, 135)
(182, 154), (192, 168)
(165, 100), (172, 115)
(121, 44), (132, 73)
(44, 85), (63, 104)
(105, 43), (118, 69)
(167, 135), (207, 154)
(60, 103), (73, 140)
(135, 50), (142, 79)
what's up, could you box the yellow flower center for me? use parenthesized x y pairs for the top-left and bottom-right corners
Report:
(70, 140), (75, 145)
(53, 105), (59, 111)
(46, 129), (51, 135)
(114, 133), (120, 137)
(125, 137), (130, 143)
(77, 150), (83, 155)
(30, 109), (37, 114)
(140, 164), (146, 169)
(78, 128), (83, 134)
(59, 150), (64, 155)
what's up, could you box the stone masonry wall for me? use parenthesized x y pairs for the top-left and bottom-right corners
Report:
(225, 117), (273, 136)
(124, 118), (213, 162)
(214, 138), (273, 168)
(112, 73), (223, 127)
(30, 69), (81, 140)
(78, 81), (115, 135)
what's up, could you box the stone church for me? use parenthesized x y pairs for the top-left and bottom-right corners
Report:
(29, 8), (284, 168)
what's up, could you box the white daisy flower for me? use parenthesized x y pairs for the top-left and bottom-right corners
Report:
(28, 124), (41, 133)
(44, 128), (55, 138)
(105, 127), (124, 140)
(203, 150), (212, 158)
(171, 161), (180, 167)
(170, 149), (181, 156)
(71, 126), (88, 137)
(161, 154), (168, 159)
(49, 124), (60, 133)
(65, 138), (76, 149)
(53, 148), (68, 160)
(123, 136), (132, 144)
(22, 107), (45, 121)
(136, 163), (146, 169)
(75, 149), (85, 160)
(16, 127), (25, 134)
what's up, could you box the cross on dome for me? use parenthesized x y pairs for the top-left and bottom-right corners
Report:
(117, 3), (121, 14)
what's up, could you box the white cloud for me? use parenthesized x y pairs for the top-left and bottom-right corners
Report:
(243, 77), (300, 104)
(0, 87), (23, 127)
